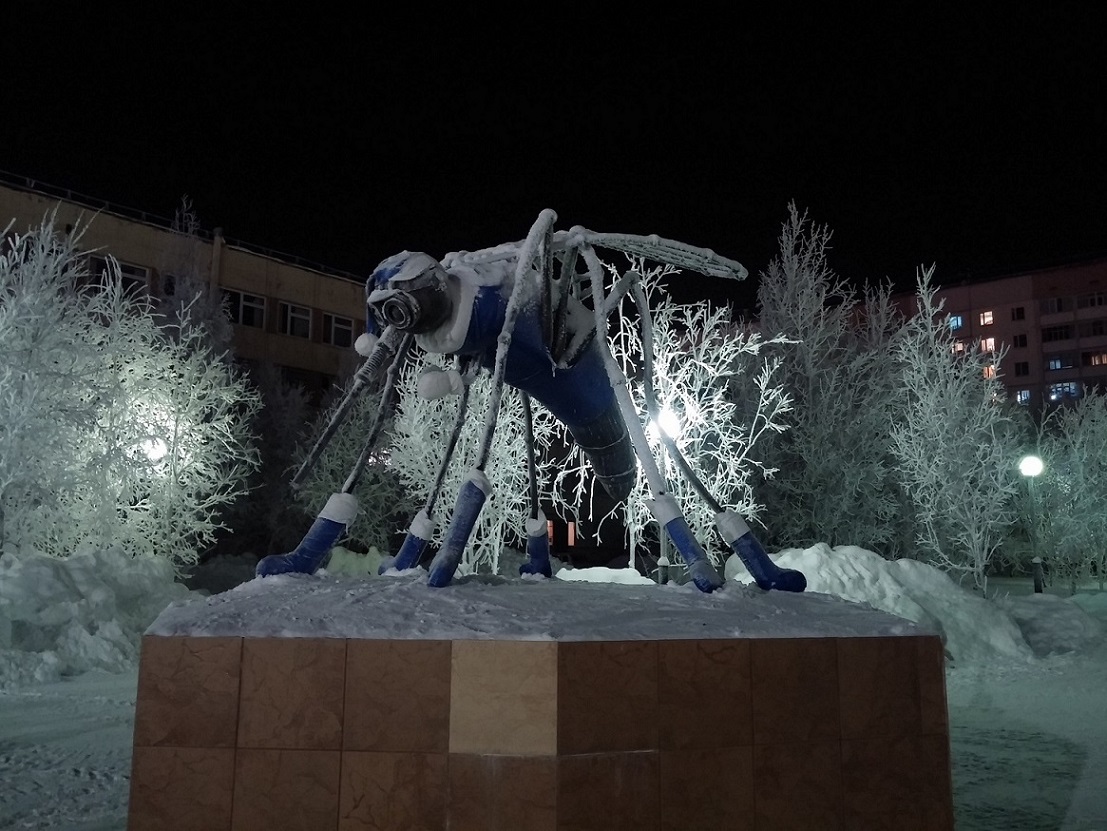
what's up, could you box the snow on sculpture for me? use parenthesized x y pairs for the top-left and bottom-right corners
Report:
(256, 210), (806, 594)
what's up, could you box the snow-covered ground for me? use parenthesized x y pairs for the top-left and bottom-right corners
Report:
(0, 544), (1104, 830)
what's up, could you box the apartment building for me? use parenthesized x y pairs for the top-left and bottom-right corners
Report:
(892, 256), (1107, 410)
(1, 173), (368, 399)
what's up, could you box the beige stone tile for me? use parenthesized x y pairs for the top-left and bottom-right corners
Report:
(338, 750), (447, 830)
(838, 636), (921, 740)
(448, 754), (557, 831)
(127, 746), (234, 831)
(450, 640), (557, 754)
(558, 751), (659, 831)
(557, 641), (658, 754)
(133, 635), (242, 747)
(659, 747), (754, 830)
(236, 637), (346, 749)
(750, 638), (840, 745)
(658, 639), (751, 750)
(753, 741), (843, 830)
(344, 639), (450, 752)
(231, 748), (341, 831)
(918, 636), (950, 735)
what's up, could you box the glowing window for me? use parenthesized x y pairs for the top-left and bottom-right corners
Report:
(979, 310), (994, 326)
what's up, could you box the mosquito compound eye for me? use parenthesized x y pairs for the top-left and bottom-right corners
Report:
(378, 294), (419, 330)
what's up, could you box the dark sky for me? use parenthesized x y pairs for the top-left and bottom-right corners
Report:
(4, 8), (1106, 309)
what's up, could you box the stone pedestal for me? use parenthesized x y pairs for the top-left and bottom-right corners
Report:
(126, 576), (953, 830)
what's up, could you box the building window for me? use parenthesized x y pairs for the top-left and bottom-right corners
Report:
(1042, 325), (1074, 342)
(980, 337), (996, 352)
(1048, 381), (1080, 401)
(979, 310), (994, 326)
(1012, 333), (1027, 348)
(279, 302), (312, 338)
(1016, 389), (1031, 405)
(948, 314), (964, 331)
(88, 254), (149, 295)
(951, 340), (966, 354)
(1079, 319), (1107, 337)
(1011, 306), (1025, 321)
(1014, 361), (1030, 376)
(1083, 351), (1107, 367)
(983, 364), (997, 380)
(1040, 297), (1071, 315)
(322, 313), (354, 347)
(1077, 292), (1107, 309)
(224, 290), (266, 328)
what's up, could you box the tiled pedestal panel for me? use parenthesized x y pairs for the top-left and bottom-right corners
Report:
(127, 633), (952, 830)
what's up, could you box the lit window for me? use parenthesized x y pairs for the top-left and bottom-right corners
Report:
(979, 310), (994, 326)
(1016, 390), (1031, 405)
(322, 313), (353, 347)
(1048, 381), (1080, 401)
(224, 290), (265, 327)
(983, 364), (997, 379)
(948, 314), (964, 331)
(981, 337), (996, 352)
(279, 302), (311, 338)
(951, 340), (966, 354)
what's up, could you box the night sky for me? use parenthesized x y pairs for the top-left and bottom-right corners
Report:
(4, 8), (1105, 310)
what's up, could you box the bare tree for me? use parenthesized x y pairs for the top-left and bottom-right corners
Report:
(888, 266), (1021, 592)
(564, 263), (793, 570)
(0, 214), (260, 568)
(755, 204), (905, 555)
(387, 352), (567, 575)
(1023, 388), (1107, 591)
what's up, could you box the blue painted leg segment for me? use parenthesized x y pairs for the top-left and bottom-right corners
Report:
(387, 533), (430, 573)
(519, 511), (551, 577)
(664, 515), (725, 593)
(382, 510), (436, 574)
(427, 471), (490, 587)
(256, 493), (359, 578)
(716, 510), (806, 592)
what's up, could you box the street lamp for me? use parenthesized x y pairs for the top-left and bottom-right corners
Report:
(1019, 454), (1044, 592)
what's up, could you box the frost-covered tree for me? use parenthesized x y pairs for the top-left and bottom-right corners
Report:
(1021, 389), (1107, 591)
(150, 195), (233, 353)
(292, 376), (411, 556)
(0, 215), (260, 568)
(567, 262), (793, 570)
(755, 204), (905, 555)
(888, 266), (1021, 592)
(223, 361), (316, 556)
(388, 353), (567, 575)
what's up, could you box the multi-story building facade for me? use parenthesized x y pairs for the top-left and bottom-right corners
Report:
(1, 173), (368, 400)
(892, 256), (1107, 410)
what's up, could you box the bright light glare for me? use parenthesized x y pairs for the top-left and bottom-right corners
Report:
(141, 437), (168, 463)
(657, 407), (681, 438)
(1019, 455), (1044, 477)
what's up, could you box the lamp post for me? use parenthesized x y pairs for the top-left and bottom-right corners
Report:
(1019, 454), (1045, 593)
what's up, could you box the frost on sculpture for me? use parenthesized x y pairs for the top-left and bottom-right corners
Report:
(257, 210), (806, 594)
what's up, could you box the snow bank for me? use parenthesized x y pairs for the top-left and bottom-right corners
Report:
(0, 547), (190, 689)
(727, 543), (1034, 665)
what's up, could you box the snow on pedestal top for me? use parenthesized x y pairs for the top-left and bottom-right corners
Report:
(145, 568), (926, 641)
